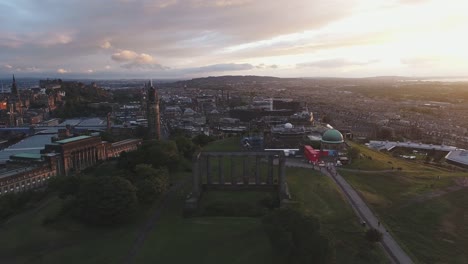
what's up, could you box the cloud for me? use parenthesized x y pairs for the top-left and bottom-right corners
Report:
(111, 50), (138, 62)
(100, 41), (112, 49)
(401, 57), (439, 66)
(87, 69), (94, 73)
(57, 68), (68, 74)
(111, 49), (157, 69)
(135, 53), (154, 64)
(39, 33), (73, 46)
(4, 64), (13, 69)
(181, 63), (254, 74)
(297, 59), (379, 68)
(1, 0), (464, 78)
(121, 63), (167, 69)
(256, 63), (278, 69)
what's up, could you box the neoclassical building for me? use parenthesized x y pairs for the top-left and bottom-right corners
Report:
(0, 135), (142, 195)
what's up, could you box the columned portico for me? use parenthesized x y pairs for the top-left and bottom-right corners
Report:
(185, 151), (291, 212)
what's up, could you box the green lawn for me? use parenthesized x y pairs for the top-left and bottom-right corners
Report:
(387, 188), (468, 264)
(0, 195), (154, 264)
(134, 186), (276, 264)
(339, 142), (468, 263)
(203, 136), (242, 152)
(286, 167), (388, 263)
(346, 141), (442, 173)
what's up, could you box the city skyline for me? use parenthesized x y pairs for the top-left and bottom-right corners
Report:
(1, 0), (467, 79)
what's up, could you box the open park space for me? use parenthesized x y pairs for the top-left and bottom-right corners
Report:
(340, 142), (468, 263)
(0, 138), (388, 263)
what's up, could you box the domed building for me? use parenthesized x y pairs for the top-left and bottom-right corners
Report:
(321, 129), (345, 156)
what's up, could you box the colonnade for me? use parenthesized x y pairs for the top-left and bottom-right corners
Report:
(68, 146), (104, 172)
(191, 151), (287, 199)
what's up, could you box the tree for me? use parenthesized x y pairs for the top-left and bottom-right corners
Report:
(378, 127), (394, 140)
(117, 140), (180, 172)
(192, 134), (216, 147)
(76, 176), (138, 225)
(348, 147), (361, 160)
(365, 228), (383, 243)
(134, 164), (170, 203)
(47, 175), (82, 198)
(174, 136), (196, 159)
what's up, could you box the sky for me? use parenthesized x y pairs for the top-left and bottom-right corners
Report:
(0, 0), (467, 79)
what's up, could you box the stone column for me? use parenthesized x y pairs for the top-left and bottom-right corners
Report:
(267, 155), (274, 184)
(192, 154), (201, 197)
(218, 155), (224, 184)
(231, 155), (236, 185)
(255, 156), (260, 184)
(83, 148), (88, 168)
(206, 155), (212, 184)
(243, 156), (248, 185)
(278, 156), (287, 198)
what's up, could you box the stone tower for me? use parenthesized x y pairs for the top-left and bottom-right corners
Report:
(146, 80), (161, 140)
(8, 75), (23, 126)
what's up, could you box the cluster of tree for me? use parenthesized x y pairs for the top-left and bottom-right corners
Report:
(53, 101), (112, 118)
(168, 131), (216, 159)
(51, 82), (112, 118)
(47, 139), (181, 226)
(47, 134), (216, 226)
(0, 190), (48, 222)
(262, 208), (333, 264)
(48, 163), (170, 226)
(118, 140), (180, 172)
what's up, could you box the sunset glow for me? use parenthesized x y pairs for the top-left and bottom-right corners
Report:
(0, 0), (467, 78)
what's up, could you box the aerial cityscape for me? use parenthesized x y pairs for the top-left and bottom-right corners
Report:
(1, 1), (468, 264)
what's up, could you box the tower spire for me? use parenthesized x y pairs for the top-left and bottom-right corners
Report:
(11, 74), (19, 96)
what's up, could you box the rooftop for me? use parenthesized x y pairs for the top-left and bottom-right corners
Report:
(55, 135), (92, 144)
(368, 141), (459, 152)
(321, 129), (344, 144)
(11, 153), (42, 160)
(445, 150), (468, 166)
(0, 134), (55, 162)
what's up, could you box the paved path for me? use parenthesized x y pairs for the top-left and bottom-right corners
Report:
(123, 180), (187, 264)
(285, 159), (414, 264)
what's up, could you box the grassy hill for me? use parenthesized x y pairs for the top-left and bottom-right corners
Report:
(340, 142), (468, 263)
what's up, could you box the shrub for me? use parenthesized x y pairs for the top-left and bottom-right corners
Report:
(365, 228), (383, 243)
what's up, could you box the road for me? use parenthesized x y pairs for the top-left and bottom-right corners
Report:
(285, 159), (413, 264)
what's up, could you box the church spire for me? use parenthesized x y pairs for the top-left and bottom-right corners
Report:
(11, 74), (19, 97)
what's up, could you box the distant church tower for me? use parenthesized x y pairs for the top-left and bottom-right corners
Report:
(146, 80), (161, 140)
(8, 75), (23, 126)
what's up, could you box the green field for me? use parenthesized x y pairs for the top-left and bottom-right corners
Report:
(340, 142), (468, 263)
(202, 136), (242, 152)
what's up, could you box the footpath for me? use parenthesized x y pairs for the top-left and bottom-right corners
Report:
(285, 159), (413, 264)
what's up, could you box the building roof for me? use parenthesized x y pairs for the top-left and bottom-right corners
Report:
(11, 153), (42, 160)
(321, 129), (344, 144)
(55, 135), (91, 144)
(445, 150), (468, 166)
(0, 134), (55, 162)
(368, 141), (458, 152)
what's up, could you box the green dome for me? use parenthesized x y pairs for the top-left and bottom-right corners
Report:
(321, 129), (344, 144)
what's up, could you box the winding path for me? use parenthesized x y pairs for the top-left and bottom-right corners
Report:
(122, 180), (187, 264)
(285, 159), (413, 264)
